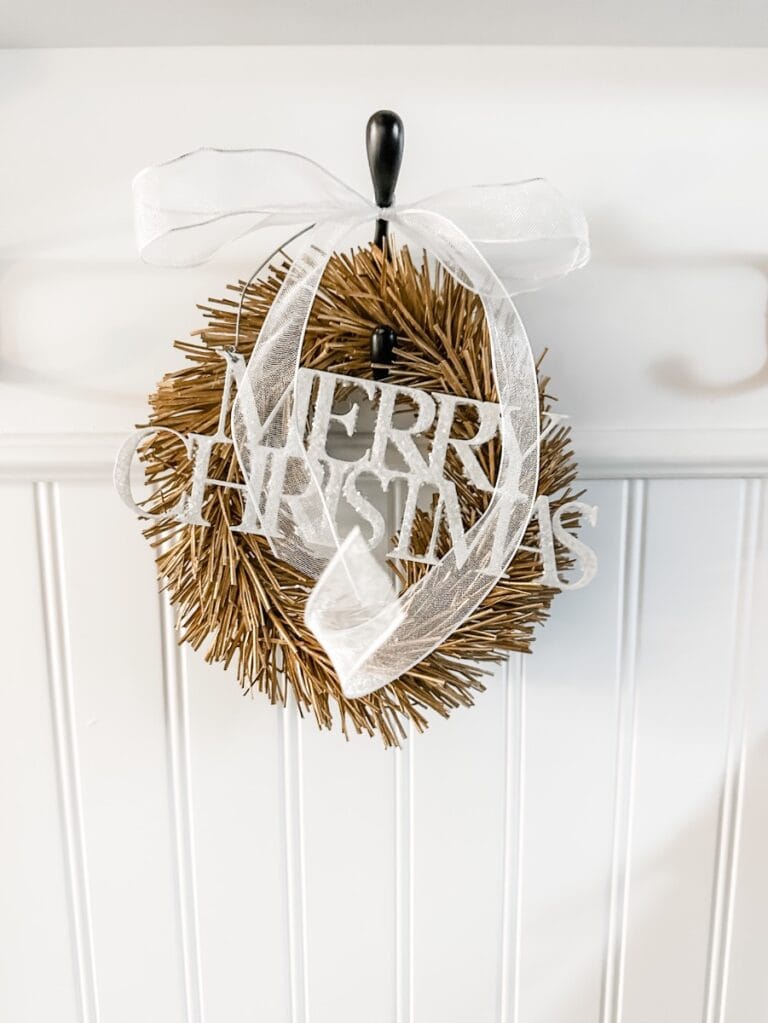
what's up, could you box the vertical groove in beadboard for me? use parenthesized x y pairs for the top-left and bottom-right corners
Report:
(395, 721), (414, 1023)
(158, 590), (205, 1023)
(600, 478), (646, 1023)
(34, 481), (100, 1023)
(703, 477), (762, 1023)
(499, 653), (526, 1023)
(391, 477), (414, 1023)
(281, 705), (310, 1023)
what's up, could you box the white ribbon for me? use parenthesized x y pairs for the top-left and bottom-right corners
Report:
(134, 148), (589, 698)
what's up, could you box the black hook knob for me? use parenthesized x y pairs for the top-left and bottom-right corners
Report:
(366, 111), (404, 380)
(366, 110), (404, 249)
(371, 325), (398, 382)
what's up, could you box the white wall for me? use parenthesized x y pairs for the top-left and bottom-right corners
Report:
(1, 46), (767, 1023)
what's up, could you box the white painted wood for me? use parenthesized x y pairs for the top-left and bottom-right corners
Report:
(0, 483), (81, 1023)
(182, 656), (292, 1023)
(55, 481), (186, 1023)
(512, 479), (629, 1023)
(721, 479), (768, 1023)
(701, 481), (761, 1023)
(411, 664), (508, 1022)
(300, 714), (398, 1023)
(158, 595), (205, 1023)
(282, 701), (310, 1023)
(2, 466), (765, 1023)
(499, 653), (525, 1023)
(621, 479), (746, 1023)
(601, 479), (646, 1023)
(395, 724), (414, 1023)
(33, 481), (100, 1023)
(1, 48), (767, 446)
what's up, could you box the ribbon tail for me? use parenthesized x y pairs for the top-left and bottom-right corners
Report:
(304, 529), (405, 690)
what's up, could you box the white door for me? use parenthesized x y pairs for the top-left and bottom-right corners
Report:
(1, 46), (767, 1023)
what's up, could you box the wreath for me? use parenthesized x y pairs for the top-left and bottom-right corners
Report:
(135, 242), (581, 747)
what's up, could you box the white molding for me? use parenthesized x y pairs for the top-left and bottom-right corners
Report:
(0, 430), (766, 482)
(573, 429), (768, 480)
(0, 435), (126, 481)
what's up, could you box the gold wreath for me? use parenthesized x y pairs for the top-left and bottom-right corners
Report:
(139, 243), (581, 747)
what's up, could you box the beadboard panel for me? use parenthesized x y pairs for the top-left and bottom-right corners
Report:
(300, 717), (399, 1023)
(620, 480), (744, 1023)
(410, 662), (508, 1022)
(0, 484), (81, 1023)
(183, 653), (290, 1023)
(719, 479), (768, 1023)
(2, 469), (766, 1023)
(56, 481), (186, 1023)
(514, 478), (627, 1023)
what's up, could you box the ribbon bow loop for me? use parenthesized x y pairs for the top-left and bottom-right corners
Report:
(133, 148), (374, 267)
(408, 179), (589, 294)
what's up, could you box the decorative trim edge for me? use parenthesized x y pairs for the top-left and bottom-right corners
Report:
(0, 429), (766, 481)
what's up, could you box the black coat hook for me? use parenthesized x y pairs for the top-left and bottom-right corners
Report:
(367, 111), (403, 380)
(366, 110), (404, 250)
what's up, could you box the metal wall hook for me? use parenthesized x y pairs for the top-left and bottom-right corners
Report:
(366, 110), (404, 379)
(366, 110), (404, 250)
